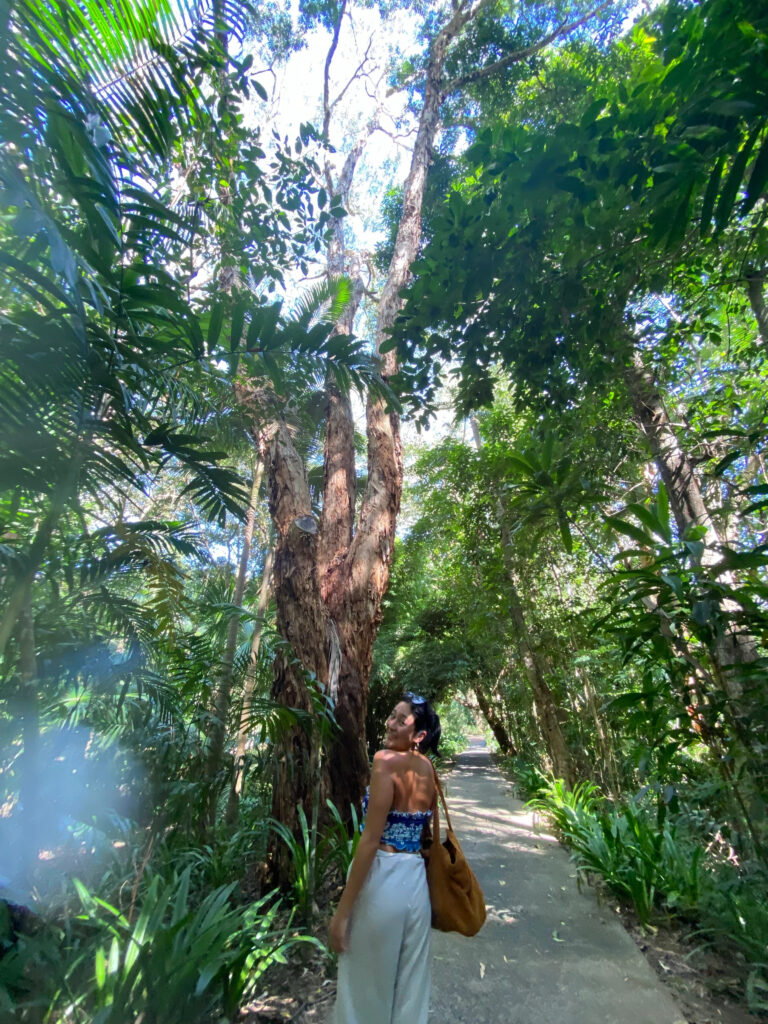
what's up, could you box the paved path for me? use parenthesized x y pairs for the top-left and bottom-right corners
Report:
(429, 741), (687, 1024)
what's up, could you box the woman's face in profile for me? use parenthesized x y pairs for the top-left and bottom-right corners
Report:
(384, 700), (417, 751)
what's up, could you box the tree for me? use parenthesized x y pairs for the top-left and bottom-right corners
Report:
(0, 0), (369, 872)
(389, 0), (768, 844)
(246, 0), (625, 866)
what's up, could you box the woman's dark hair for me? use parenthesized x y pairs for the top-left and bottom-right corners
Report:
(403, 692), (441, 756)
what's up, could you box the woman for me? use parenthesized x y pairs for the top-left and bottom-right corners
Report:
(329, 693), (441, 1024)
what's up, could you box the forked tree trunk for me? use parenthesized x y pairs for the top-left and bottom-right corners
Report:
(263, 5), (479, 857)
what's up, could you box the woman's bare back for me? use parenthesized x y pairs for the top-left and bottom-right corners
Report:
(378, 749), (435, 813)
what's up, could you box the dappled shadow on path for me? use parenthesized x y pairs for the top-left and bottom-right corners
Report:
(427, 747), (686, 1024)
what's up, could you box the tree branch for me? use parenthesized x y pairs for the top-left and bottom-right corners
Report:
(330, 36), (375, 120)
(444, 0), (613, 94)
(323, 0), (348, 139)
(373, 123), (418, 153)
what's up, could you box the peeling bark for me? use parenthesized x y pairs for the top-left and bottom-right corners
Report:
(321, 1), (480, 808)
(264, 5), (482, 841)
(265, 423), (331, 877)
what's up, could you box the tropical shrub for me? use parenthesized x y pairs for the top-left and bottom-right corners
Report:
(321, 800), (362, 879)
(496, 755), (548, 800)
(0, 868), (316, 1023)
(270, 799), (363, 923)
(528, 780), (702, 925)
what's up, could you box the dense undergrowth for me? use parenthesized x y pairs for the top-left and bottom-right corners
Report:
(505, 759), (768, 1012)
(0, 790), (360, 1022)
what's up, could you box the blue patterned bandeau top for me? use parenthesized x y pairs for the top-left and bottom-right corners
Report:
(361, 787), (433, 853)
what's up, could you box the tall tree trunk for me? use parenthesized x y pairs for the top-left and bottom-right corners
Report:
(263, 5), (480, 853)
(502, 552), (576, 787)
(205, 464), (263, 828)
(265, 422), (333, 878)
(474, 683), (515, 755)
(579, 667), (621, 798)
(226, 541), (274, 823)
(623, 350), (758, 674)
(469, 416), (576, 785)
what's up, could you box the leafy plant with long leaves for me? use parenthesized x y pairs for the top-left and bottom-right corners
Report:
(0, 867), (318, 1023)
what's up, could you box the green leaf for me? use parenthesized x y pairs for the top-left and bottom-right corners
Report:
(108, 936), (120, 975)
(580, 97), (607, 128)
(207, 301), (224, 349)
(700, 154), (725, 235)
(558, 513), (573, 554)
(230, 296), (248, 351)
(95, 946), (107, 989)
(605, 517), (650, 547)
(713, 547), (768, 575)
(713, 449), (743, 476)
(715, 126), (761, 232)
(742, 131), (768, 216)
(604, 691), (653, 712)
(656, 483), (670, 541)
(659, 572), (683, 598)
(624, 503), (667, 541)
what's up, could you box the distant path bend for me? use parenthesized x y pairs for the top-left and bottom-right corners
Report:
(429, 742), (686, 1024)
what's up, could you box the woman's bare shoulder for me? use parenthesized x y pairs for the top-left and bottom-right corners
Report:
(372, 749), (402, 771)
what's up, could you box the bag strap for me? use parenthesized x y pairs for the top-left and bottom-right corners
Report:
(430, 762), (454, 838)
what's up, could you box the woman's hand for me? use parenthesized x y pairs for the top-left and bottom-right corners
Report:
(329, 910), (350, 954)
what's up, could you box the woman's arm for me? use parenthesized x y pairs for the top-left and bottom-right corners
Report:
(329, 752), (394, 953)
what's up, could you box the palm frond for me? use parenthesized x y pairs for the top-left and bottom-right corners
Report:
(287, 276), (352, 333)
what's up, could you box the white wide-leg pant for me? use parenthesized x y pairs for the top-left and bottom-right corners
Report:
(333, 849), (431, 1024)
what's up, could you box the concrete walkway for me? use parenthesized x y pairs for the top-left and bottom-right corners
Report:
(429, 741), (687, 1024)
